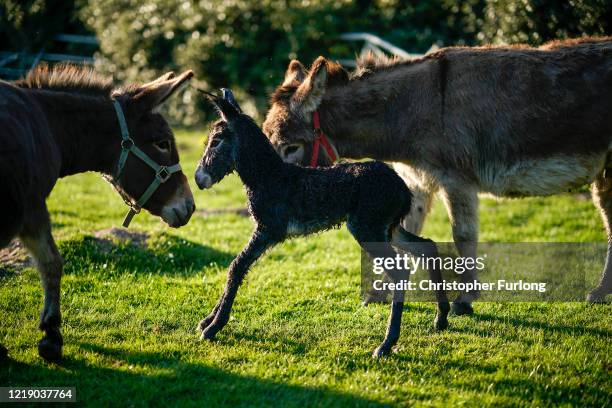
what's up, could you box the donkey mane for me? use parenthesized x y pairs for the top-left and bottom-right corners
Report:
(352, 52), (405, 78)
(271, 36), (612, 105)
(15, 63), (115, 97)
(270, 51), (437, 103)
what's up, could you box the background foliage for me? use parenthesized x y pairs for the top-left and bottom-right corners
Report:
(2, 0), (611, 123)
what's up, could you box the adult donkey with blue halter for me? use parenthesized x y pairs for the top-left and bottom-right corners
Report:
(264, 38), (612, 312)
(0, 64), (195, 361)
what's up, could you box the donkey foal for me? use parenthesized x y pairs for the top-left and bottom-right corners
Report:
(195, 89), (449, 357)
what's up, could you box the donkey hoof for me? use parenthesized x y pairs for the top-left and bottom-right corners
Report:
(451, 301), (474, 316)
(434, 315), (448, 331)
(38, 337), (62, 362)
(0, 344), (8, 360)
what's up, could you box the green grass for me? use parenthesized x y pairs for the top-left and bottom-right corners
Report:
(1, 129), (611, 407)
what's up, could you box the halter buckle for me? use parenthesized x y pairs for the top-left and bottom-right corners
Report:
(122, 206), (141, 228)
(156, 166), (171, 183)
(121, 138), (135, 150)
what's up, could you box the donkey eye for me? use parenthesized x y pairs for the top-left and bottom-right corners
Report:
(154, 140), (171, 152)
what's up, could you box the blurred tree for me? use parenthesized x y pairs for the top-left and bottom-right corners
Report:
(82, 0), (486, 124)
(479, 0), (612, 44)
(0, 0), (90, 51)
(3, 0), (611, 124)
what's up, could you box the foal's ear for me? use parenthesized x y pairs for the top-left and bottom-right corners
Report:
(282, 60), (307, 86)
(221, 88), (242, 113)
(198, 89), (239, 122)
(131, 70), (194, 112)
(291, 56), (327, 114)
(215, 98), (240, 122)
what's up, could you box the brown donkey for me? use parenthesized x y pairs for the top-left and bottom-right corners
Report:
(0, 64), (195, 361)
(263, 37), (612, 312)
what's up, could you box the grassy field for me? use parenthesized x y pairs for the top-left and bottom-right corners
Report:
(1, 129), (610, 407)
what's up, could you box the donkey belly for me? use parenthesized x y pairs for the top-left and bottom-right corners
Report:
(479, 153), (607, 197)
(0, 85), (61, 242)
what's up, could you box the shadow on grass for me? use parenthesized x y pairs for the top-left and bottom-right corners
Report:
(1, 343), (389, 408)
(58, 233), (234, 277)
(458, 309), (612, 339)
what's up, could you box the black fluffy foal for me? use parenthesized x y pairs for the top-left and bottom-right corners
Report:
(195, 89), (449, 357)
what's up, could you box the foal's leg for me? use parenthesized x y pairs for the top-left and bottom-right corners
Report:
(20, 220), (64, 362)
(199, 228), (276, 340)
(347, 218), (405, 357)
(589, 175), (612, 302)
(439, 184), (480, 315)
(392, 226), (450, 330)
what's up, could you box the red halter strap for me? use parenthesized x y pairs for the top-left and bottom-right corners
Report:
(310, 110), (338, 167)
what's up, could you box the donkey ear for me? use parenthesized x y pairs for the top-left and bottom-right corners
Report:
(282, 60), (307, 86)
(291, 56), (327, 114)
(131, 70), (194, 112)
(140, 71), (176, 89)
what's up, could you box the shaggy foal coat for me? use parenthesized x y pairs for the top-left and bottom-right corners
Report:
(195, 91), (449, 357)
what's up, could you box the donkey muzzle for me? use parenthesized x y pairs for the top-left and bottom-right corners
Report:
(160, 180), (195, 228)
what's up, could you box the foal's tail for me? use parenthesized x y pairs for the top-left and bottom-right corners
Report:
(391, 224), (438, 258)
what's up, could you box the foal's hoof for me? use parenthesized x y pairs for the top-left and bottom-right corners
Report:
(198, 313), (218, 332)
(434, 315), (449, 331)
(38, 337), (62, 362)
(197, 319), (210, 332)
(0, 344), (8, 360)
(199, 323), (221, 341)
(451, 301), (474, 316)
(372, 343), (393, 359)
(586, 290), (610, 304)
(200, 330), (217, 341)
(361, 292), (377, 306)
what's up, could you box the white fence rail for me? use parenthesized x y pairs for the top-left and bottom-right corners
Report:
(0, 34), (98, 79)
(337, 32), (437, 67)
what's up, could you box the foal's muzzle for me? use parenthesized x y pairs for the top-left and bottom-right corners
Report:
(194, 166), (213, 189)
(160, 180), (195, 228)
